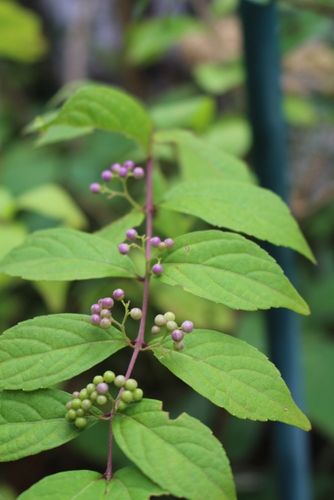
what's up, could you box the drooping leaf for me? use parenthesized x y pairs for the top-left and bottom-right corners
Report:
(97, 210), (144, 243)
(0, 314), (127, 390)
(0, 228), (136, 281)
(35, 125), (93, 147)
(161, 180), (315, 261)
(152, 331), (311, 431)
(159, 230), (309, 315)
(154, 129), (253, 183)
(0, 389), (81, 462)
(18, 466), (166, 500)
(113, 399), (236, 500)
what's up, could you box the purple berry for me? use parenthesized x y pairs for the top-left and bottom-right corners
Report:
(119, 166), (128, 177)
(118, 243), (130, 255)
(90, 182), (101, 193)
(133, 167), (144, 179)
(101, 170), (112, 181)
(172, 329), (184, 342)
(124, 160), (135, 170)
(164, 238), (174, 248)
(111, 163), (121, 173)
(152, 263), (163, 275)
(100, 297), (114, 309)
(150, 236), (161, 247)
(96, 382), (109, 394)
(113, 288), (125, 300)
(100, 318), (111, 329)
(91, 303), (101, 314)
(181, 320), (194, 333)
(90, 314), (101, 325)
(126, 228), (138, 240)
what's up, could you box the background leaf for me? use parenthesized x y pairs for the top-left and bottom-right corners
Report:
(97, 210), (144, 243)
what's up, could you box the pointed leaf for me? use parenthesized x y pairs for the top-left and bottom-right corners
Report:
(161, 180), (315, 262)
(152, 330), (311, 430)
(0, 389), (81, 462)
(18, 466), (166, 500)
(97, 210), (144, 243)
(113, 399), (236, 500)
(0, 314), (127, 390)
(0, 228), (136, 281)
(160, 230), (309, 315)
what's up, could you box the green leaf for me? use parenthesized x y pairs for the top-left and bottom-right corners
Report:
(161, 180), (315, 262)
(193, 61), (245, 95)
(17, 184), (87, 229)
(0, 187), (16, 220)
(18, 466), (166, 500)
(36, 125), (93, 147)
(154, 129), (253, 183)
(160, 230), (309, 315)
(52, 85), (152, 151)
(0, 228), (136, 281)
(33, 281), (70, 313)
(97, 210), (144, 243)
(0, 224), (27, 261)
(0, 389), (80, 462)
(0, 314), (127, 390)
(203, 116), (251, 157)
(152, 331), (311, 430)
(113, 399), (236, 500)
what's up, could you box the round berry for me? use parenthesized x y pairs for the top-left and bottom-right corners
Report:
(76, 408), (85, 417)
(167, 320), (178, 331)
(152, 263), (163, 275)
(96, 395), (108, 406)
(119, 166), (128, 177)
(81, 399), (92, 411)
(66, 401), (72, 409)
(125, 378), (138, 391)
(86, 383), (95, 393)
(90, 182), (101, 193)
(121, 390), (133, 403)
(75, 417), (87, 429)
(103, 371), (115, 383)
(111, 163), (121, 173)
(72, 398), (82, 410)
(124, 160), (135, 169)
(101, 170), (112, 181)
(113, 288), (125, 301)
(100, 318), (111, 329)
(158, 241), (166, 249)
(90, 314), (101, 326)
(79, 389), (88, 400)
(174, 340), (185, 351)
(118, 243), (130, 255)
(164, 238), (174, 247)
(150, 236), (161, 247)
(126, 228), (138, 240)
(96, 382), (109, 394)
(172, 329), (184, 342)
(130, 308), (142, 320)
(93, 375), (104, 385)
(72, 391), (80, 398)
(91, 303), (101, 314)
(181, 320), (194, 333)
(117, 400), (127, 412)
(133, 388), (144, 401)
(90, 391), (98, 401)
(154, 314), (166, 326)
(114, 375), (126, 388)
(133, 167), (145, 179)
(164, 311), (175, 322)
(100, 308), (111, 318)
(66, 409), (77, 421)
(100, 297), (114, 309)
(151, 325), (161, 334)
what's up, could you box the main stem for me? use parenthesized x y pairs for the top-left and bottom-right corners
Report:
(104, 154), (154, 481)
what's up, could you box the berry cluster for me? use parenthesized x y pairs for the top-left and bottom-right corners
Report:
(151, 311), (194, 350)
(150, 236), (174, 250)
(90, 289), (142, 328)
(118, 227), (140, 256)
(65, 371), (144, 429)
(90, 160), (144, 194)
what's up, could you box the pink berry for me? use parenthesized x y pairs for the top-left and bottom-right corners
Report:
(72, 391), (80, 398)
(100, 297), (114, 309)
(96, 382), (109, 394)
(164, 238), (174, 248)
(133, 167), (144, 179)
(91, 303), (101, 314)
(126, 228), (138, 240)
(119, 166), (128, 177)
(113, 288), (125, 300)
(152, 263), (163, 275)
(181, 320), (194, 333)
(90, 183), (101, 193)
(118, 243), (130, 255)
(90, 314), (101, 325)
(172, 329), (184, 342)
(124, 160), (135, 170)
(101, 170), (112, 181)
(111, 163), (121, 173)
(150, 236), (161, 247)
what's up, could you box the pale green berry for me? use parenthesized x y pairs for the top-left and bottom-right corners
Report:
(121, 390), (134, 403)
(154, 314), (166, 326)
(100, 309), (111, 318)
(130, 307), (142, 320)
(133, 388), (144, 401)
(151, 325), (160, 334)
(66, 401), (72, 409)
(114, 375), (126, 387)
(86, 383), (95, 393)
(166, 320), (178, 331)
(103, 370), (115, 383)
(71, 398), (82, 410)
(81, 399), (92, 411)
(79, 389), (88, 400)
(93, 375), (104, 385)
(90, 391), (98, 400)
(75, 417), (87, 429)
(76, 408), (85, 417)
(174, 340), (185, 351)
(164, 311), (175, 322)
(117, 400), (127, 412)
(96, 395), (108, 406)
(125, 378), (138, 391)
(66, 409), (77, 420)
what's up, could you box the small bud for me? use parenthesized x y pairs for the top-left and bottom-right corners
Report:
(100, 297), (114, 309)
(86, 383), (95, 393)
(164, 238), (174, 248)
(150, 236), (161, 247)
(119, 166), (128, 177)
(130, 307), (142, 320)
(89, 182), (101, 193)
(181, 320), (194, 333)
(174, 340), (185, 351)
(101, 170), (112, 181)
(172, 329), (184, 342)
(158, 241), (166, 250)
(81, 399), (92, 411)
(90, 314), (101, 325)
(90, 391), (98, 401)
(164, 312), (176, 322)
(152, 263), (163, 275)
(66, 401), (72, 409)
(124, 160), (135, 170)
(103, 370), (115, 383)
(125, 378), (138, 391)
(167, 320), (178, 331)
(74, 417), (87, 429)
(66, 409), (77, 421)
(111, 163), (121, 173)
(133, 388), (144, 401)
(91, 303), (101, 314)
(100, 318), (111, 329)
(117, 400), (127, 412)
(151, 325), (161, 334)
(96, 395), (108, 406)
(93, 375), (104, 385)
(100, 308), (111, 319)
(154, 314), (166, 326)
(121, 390), (134, 403)
(133, 167), (145, 179)
(96, 382), (109, 394)
(79, 389), (88, 400)
(72, 398), (82, 410)
(114, 375), (126, 387)
(126, 228), (138, 240)
(118, 243), (130, 255)
(113, 288), (125, 300)
(72, 391), (80, 398)
(76, 409), (85, 417)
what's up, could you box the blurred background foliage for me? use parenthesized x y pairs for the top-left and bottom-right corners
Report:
(0, 0), (333, 498)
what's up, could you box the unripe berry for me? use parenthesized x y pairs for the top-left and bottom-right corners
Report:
(152, 263), (163, 275)
(164, 238), (174, 248)
(114, 375), (126, 387)
(118, 243), (130, 255)
(113, 288), (125, 300)
(158, 241), (166, 249)
(181, 320), (194, 333)
(150, 236), (161, 247)
(125, 378), (138, 391)
(167, 320), (178, 331)
(100, 308), (111, 318)
(89, 182), (101, 193)
(91, 303), (101, 314)
(126, 228), (138, 240)
(76, 409), (85, 417)
(133, 167), (144, 179)
(96, 382), (109, 394)
(133, 388), (144, 401)
(81, 399), (92, 411)
(86, 383), (95, 393)
(174, 340), (185, 351)
(164, 311), (175, 322)
(75, 417), (87, 429)
(100, 297), (114, 309)
(96, 395), (108, 406)
(90, 314), (101, 326)
(90, 391), (98, 400)
(154, 314), (166, 326)
(66, 401), (72, 409)
(93, 375), (104, 385)
(117, 400), (127, 412)
(100, 318), (111, 329)
(151, 325), (161, 334)
(79, 389), (88, 400)
(124, 160), (135, 170)
(171, 329), (184, 342)
(121, 390), (133, 403)
(72, 391), (80, 398)
(103, 370), (115, 383)
(111, 163), (121, 173)
(101, 170), (112, 181)
(130, 307), (142, 320)
(72, 398), (82, 410)
(66, 409), (77, 421)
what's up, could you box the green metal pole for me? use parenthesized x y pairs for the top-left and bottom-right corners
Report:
(239, 2), (312, 500)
